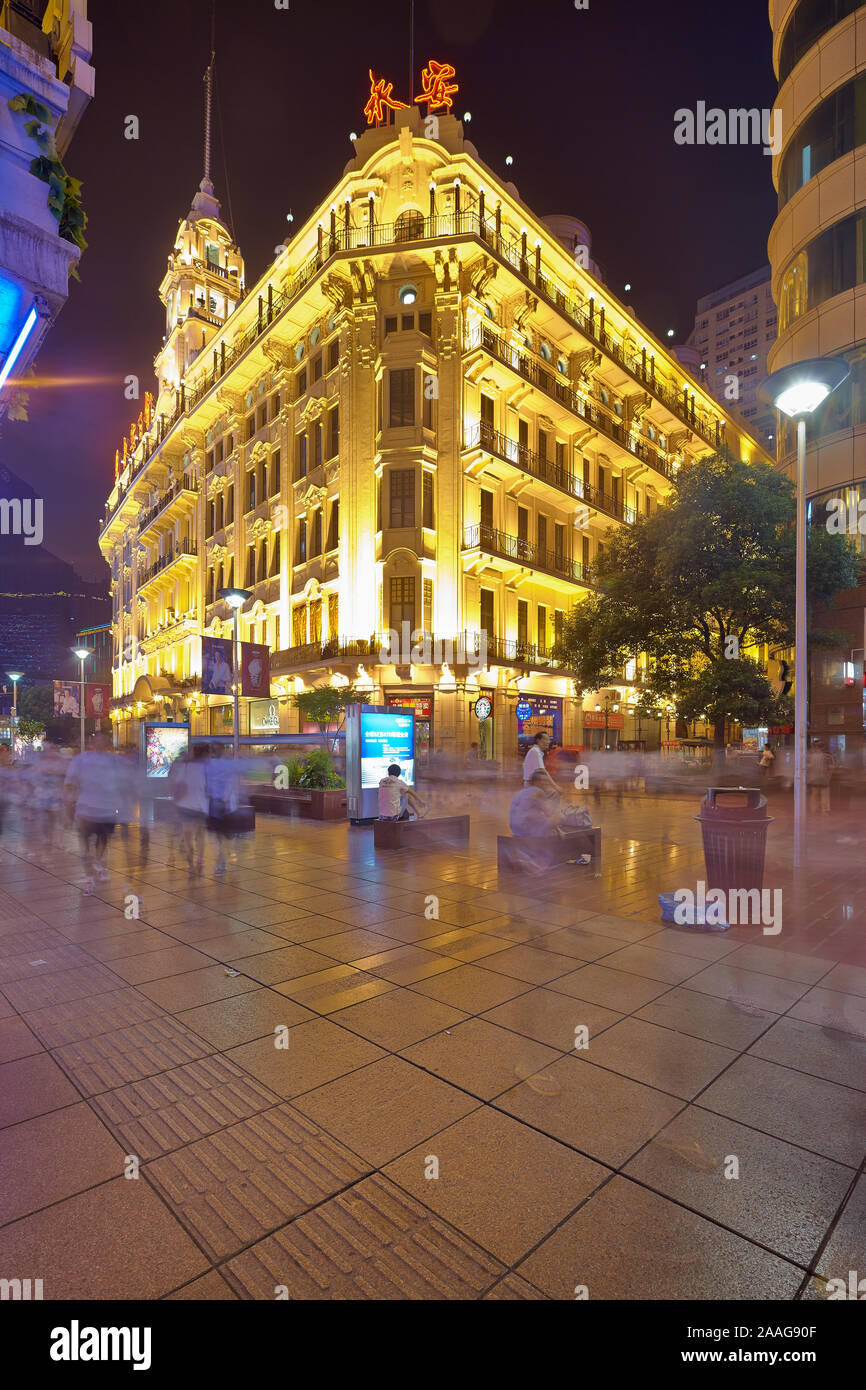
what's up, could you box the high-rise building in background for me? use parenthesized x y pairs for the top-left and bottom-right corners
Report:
(684, 267), (777, 450)
(0, 0), (93, 415)
(100, 79), (771, 761)
(768, 0), (866, 753)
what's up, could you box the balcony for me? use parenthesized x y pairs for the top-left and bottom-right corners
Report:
(138, 479), (198, 537)
(463, 523), (592, 590)
(465, 421), (636, 526)
(137, 542), (198, 592)
(466, 323), (676, 485)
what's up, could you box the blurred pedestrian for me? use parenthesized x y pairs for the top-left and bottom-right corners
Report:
(807, 740), (831, 814)
(63, 733), (123, 892)
(171, 744), (210, 874)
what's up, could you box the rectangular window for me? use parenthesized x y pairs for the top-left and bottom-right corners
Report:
(611, 475), (620, 511)
(389, 367), (415, 426)
(481, 394), (495, 430)
(246, 470), (256, 512)
(597, 464), (606, 496)
(311, 509), (322, 557)
(422, 377), (434, 429)
(390, 575), (416, 630)
(583, 457), (590, 488)
(215, 439), (224, 465)
(480, 488), (494, 531)
(270, 449), (280, 495)
(553, 609), (564, 646)
(518, 418), (529, 458)
(296, 518), (306, 565)
(257, 404), (267, 432)
(296, 433), (307, 479)
(555, 523), (565, 564)
(309, 597), (321, 643)
(246, 545), (256, 587)
(328, 591), (339, 639)
(215, 494), (223, 532)
(293, 603), (306, 646)
(314, 422), (322, 468)
(537, 604), (547, 652)
(517, 599), (528, 645)
(538, 429), (548, 461)
(205, 450), (214, 473)
(389, 469), (415, 526)
(537, 513), (547, 553)
(327, 339), (339, 372)
(326, 499), (339, 551)
(384, 315), (398, 336)
(418, 311), (432, 337)
(480, 588), (494, 639)
(582, 534), (590, 568)
(328, 406), (339, 459)
(401, 313), (414, 331)
(312, 354), (322, 382)
(556, 440), (566, 470)
(225, 485), (234, 525)
(422, 471), (433, 528)
(296, 367), (307, 396)
(517, 506), (528, 543)
(269, 532), (280, 577)
(423, 577), (433, 632)
(270, 393), (281, 420)
(246, 414), (255, 442)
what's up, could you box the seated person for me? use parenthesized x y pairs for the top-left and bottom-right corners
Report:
(508, 771), (592, 864)
(378, 763), (428, 821)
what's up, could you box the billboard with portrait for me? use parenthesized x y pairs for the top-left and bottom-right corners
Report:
(359, 709), (415, 789)
(144, 722), (189, 778)
(53, 681), (80, 717)
(201, 637), (234, 695)
(85, 684), (111, 719)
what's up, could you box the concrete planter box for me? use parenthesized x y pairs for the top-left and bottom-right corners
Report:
(250, 787), (347, 820)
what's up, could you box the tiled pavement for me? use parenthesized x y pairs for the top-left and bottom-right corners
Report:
(0, 790), (864, 1300)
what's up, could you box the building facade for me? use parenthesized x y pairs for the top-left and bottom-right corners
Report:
(0, 0), (93, 413)
(100, 96), (769, 762)
(768, 0), (866, 753)
(685, 266), (778, 449)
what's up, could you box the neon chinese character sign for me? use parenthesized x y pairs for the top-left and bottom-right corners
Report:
(364, 70), (409, 125)
(414, 59), (458, 113)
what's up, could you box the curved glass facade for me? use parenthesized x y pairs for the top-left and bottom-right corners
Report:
(778, 71), (866, 209)
(779, 0), (861, 86)
(778, 344), (866, 453)
(808, 482), (866, 553)
(778, 208), (866, 330)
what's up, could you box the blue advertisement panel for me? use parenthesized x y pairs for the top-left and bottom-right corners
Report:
(516, 695), (563, 754)
(360, 710), (415, 788)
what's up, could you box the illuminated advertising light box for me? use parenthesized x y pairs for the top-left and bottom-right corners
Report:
(344, 704), (415, 823)
(144, 722), (189, 778)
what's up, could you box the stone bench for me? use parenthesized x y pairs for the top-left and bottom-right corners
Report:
(373, 815), (470, 849)
(497, 827), (601, 875)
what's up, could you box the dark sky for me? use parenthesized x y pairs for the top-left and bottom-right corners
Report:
(4, 0), (777, 581)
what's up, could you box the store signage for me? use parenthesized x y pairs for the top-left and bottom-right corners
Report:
(364, 59), (458, 125)
(386, 694), (432, 720)
(583, 711), (624, 730)
(474, 696), (492, 721)
(250, 698), (280, 733)
(516, 695), (562, 751)
(515, 700), (532, 721)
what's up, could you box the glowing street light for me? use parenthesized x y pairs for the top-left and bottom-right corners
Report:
(72, 647), (90, 753)
(6, 671), (21, 719)
(759, 357), (851, 871)
(219, 587), (252, 759)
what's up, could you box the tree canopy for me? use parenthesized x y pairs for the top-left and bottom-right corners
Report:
(553, 454), (859, 743)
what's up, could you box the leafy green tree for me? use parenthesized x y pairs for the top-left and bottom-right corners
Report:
(293, 685), (359, 754)
(554, 454), (858, 750)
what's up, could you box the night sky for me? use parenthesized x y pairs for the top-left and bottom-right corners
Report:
(3, 0), (777, 581)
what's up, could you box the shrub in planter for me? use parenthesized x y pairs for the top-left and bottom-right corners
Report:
(298, 748), (345, 790)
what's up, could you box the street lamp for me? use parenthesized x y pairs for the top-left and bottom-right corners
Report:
(218, 587), (252, 759)
(759, 357), (850, 871)
(72, 647), (90, 753)
(6, 672), (22, 718)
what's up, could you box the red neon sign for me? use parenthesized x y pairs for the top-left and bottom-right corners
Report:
(364, 70), (409, 125)
(414, 58), (458, 114)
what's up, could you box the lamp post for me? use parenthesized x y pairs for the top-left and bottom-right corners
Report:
(72, 648), (90, 753)
(6, 672), (21, 718)
(218, 587), (252, 759)
(759, 357), (850, 870)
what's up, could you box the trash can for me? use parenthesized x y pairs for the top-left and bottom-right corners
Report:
(696, 787), (773, 893)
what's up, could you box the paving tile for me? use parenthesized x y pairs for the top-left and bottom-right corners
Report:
(497, 1053), (683, 1167)
(226, 903), (313, 929)
(0, 992), (18, 1020)
(146, 1104), (371, 1260)
(565, 913), (661, 944)
(0, 943), (93, 984)
(635, 986), (777, 1050)
(624, 1107), (853, 1266)
(820, 963), (866, 999)
(483, 1274), (549, 1300)
(549, 963), (669, 1011)
(482, 987), (622, 1051)
(788, 986), (866, 1039)
(89, 1055), (283, 1161)
(402, 1018), (561, 1100)
(0, 961), (125, 1012)
(518, 1176), (803, 1300)
(333, 989), (468, 1051)
(176, 989), (314, 1050)
(224, 1174), (504, 1299)
(0, 1013), (43, 1063)
(354, 943), (460, 985)
(84, 928), (179, 960)
(138, 965), (261, 1012)
(227, 1016), (384, 1098)
(166, 1270), (239, 1300)
(0, 1102), (125, 1224)
(480, 944), (580, 984)
(723, 945), (836, 985)
(682, 961), (811, 1012)
(294, 1055), (478, 1166)
(814, 1176), (866, 1284)
(20, 987), (167, 1048)
(748, 1015), (866, 1092)
(384, 1105), (606, 1264)
(468, 914), (541, 944)
(0, 1176), (208, 1298)
(367, 912), (454, 944)
(106, 944), (217, 985)
(49, 1016), (214, 1096)
(640, 926), (741, 960)
(312, 928), (406, 964)
(192, 929), (291, 960)
(697, 1053), (866, 1167)
(577, 1017), (737, 1101)
(600, 943), (706, 985)
(272, 964), (396, 1014)
(531, 927), (629, 962)
(227, 945), (336, 986)
(0, 1051), (81, 1127)
(409, 964), (531, 1013)
(415, 928), (511, 963)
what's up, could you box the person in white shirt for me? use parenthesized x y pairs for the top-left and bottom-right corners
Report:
(63, 734), (125, 891)
(378, 763), (428, 821)
(522, 731), (558, 793)
(170, 744), (210, 874)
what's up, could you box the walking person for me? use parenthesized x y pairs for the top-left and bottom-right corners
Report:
(63, 733), (123, 893)
(205, 743), (242, 874)
(759, 744), (776, 779)
(522, 731), (559, 795)
(807, 739), (831, 815)
(170, 744), (210, 874)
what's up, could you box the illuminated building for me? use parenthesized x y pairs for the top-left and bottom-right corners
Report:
(0, 1), (93, 413)
(101, 69), (770, 759)
(768, 0), (866, 750)
(683, 267), (777, 450)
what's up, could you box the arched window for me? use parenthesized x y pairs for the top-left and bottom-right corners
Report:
(395, 209), (425, 242)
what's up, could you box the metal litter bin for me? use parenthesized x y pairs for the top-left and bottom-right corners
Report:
(696, 787), (772, 893)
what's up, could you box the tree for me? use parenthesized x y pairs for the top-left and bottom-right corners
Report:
(293, 685), (359, 755)
(554, 454), (859, 750)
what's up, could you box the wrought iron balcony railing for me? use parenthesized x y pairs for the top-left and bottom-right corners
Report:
(463, 523), (592, 588)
